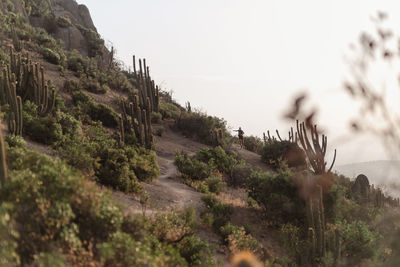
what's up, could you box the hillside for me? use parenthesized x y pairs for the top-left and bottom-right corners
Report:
(0, 1), (400, 267)
(335, 161), (400, 197)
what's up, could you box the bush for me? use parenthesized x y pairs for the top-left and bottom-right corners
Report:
(246, 170), (306, 224)
(176, 111), (229, 146)
(338, 220), (380, 263)
(159, 101), (181, 120)
(205, 175), (226, 195)
(202, 194), (233, 231)
(174, 152), (212, 180)
(40, 47), (61, 64)
(81, 78), (108, 94)
(63, 79), (79, 93)
(151, 111), (162, 123)
(244, 135), (263, 154)
(56, 16), (71, 28)
(229, 163), (252, 187)
(72, 91), (119, 128)
(196, 146), (239, 175)
(155, 126), (164, 137)
(261, 140), (306, 170)
(177, 235), (215, 266)
(23, 102), (63, 145)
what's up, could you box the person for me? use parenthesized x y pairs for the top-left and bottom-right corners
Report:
(234, 127), (244, 148)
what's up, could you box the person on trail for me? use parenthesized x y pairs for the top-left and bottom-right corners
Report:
(234, 127), (244, 148)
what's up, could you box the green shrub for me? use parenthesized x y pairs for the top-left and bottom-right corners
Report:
(202, 194), (233, 231)
(56, 16), (71, 28)
(23, 103), (63, 145)
(244, 135), (263, 154)
(205, 175), (226, 195)
(261, 140), (306, 170)
(155, 126), (164, 137)
(246, 170), (306, 224)
(338, 220), (380, 263)
(174, 152), (212, 180)
(81, 78), (108, 94)
(0, 203), (19, 266)
(176, 111), (229, 146)
(66, 50), (87, 74)
(177, 235), (215, 266)
(63, 79), (79, 93)
(229, 163), (252, 187)
(159, 101), (181, 120)
(151, 111), (162, 123)
(40, 47), (61, 64)
(196, 146), (239, 174)
(72, 91), (119, 128)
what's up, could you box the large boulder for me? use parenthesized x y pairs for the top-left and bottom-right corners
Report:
(352, 174), (370, 199)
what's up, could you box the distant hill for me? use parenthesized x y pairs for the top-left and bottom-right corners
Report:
(334, 160), (400, 197)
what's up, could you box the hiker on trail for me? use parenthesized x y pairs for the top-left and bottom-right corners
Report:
(234, 127), (244, 148)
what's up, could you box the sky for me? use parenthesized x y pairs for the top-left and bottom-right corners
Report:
(77, 0), (400, 165)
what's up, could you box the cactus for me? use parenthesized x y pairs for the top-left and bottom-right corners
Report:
(119, 115), (125, 144)
(0, 111), (7, 185)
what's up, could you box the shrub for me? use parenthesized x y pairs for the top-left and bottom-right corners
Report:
(177, 235), (215, 266)
(56, 16), (71, 28)
(159, 101), (181, 120)
(243, 135), (263, 154)
(226, 227), (261, 255)
(23, 104), (63, 145)
(229, 163), (252, 187)
(81, 78), (108, 94)
(72, 91), (119, 128)
(40, 47), (61, 64)
(174, 152), (212, 180)
(66, 50), (87, 73)
(260, 140), (306, 170)
(338, 220), (380, 262)
(196, 146), (239, 175)
(202, 194), (233, 231)
(151, 111), (162, 123)
(205, 175), (226, 195)
(246, 170), (306, 224)
(176, 111), (229, 146)
(63, 79), (79, 93)
(155, 126), (164, 137)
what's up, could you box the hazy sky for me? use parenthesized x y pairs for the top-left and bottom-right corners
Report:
(77, 0), (400, 165)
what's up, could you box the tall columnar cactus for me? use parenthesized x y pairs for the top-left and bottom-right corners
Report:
(296, 120), (337, 175)
(0, 112), (7, 185)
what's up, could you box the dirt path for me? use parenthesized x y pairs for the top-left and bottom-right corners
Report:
(113, 123), (207, 215)
(232, 144), (271, 172)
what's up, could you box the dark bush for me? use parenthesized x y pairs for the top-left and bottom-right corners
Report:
(261, 141), (306, 170)
(229, 163), (252, 187)
(176, 111), (229, 146)
(174, 152), (212, 180)
(243, 135), (263, 154)
(246, 170), (306, 224)
(40, 47), (61, 64)
(202, 194), (233, 231)
(72, 91), (119, 128)
(195, 146), (239, 175)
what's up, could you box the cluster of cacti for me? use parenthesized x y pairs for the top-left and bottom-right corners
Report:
(7, 48), (55, 115)
(132, 55), (159, 114)
(0, 68), (23, 135)
(306, 185), (341, 265)
(368, 185), (400, 208)
(121, 95), (152, 148)
(263, 127), (297, 144)
(296, 120), (336, 174)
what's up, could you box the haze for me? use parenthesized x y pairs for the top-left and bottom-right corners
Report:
(78, 0), (400, 165)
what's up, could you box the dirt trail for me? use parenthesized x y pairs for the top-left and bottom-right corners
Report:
(231, 144), (271, 172)
(113, 123), (207, 215)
